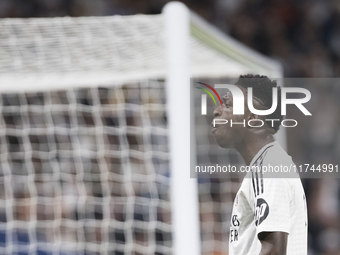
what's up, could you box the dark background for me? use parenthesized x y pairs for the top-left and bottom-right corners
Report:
(1, 0), (339, 254)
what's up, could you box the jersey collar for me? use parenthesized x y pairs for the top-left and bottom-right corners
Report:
(248, 141), (278, 166)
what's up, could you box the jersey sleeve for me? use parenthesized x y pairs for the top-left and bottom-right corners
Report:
(252, 177), (292, 235)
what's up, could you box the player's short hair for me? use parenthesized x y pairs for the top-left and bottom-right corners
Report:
(235, 74), (283, 133)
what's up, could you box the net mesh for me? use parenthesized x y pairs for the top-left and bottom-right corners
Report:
(0, 13), (266, 255)
(0, 81), (173, 255)
(0, 80), (246, 255)
(0, 16), (164, 74)
(0, 14), (253, 89)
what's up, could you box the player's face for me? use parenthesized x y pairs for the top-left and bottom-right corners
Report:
(212, 86), (248, 148)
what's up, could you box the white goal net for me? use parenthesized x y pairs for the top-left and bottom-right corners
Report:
(0, 3), (282, 255)
(0, 81), (172, 255)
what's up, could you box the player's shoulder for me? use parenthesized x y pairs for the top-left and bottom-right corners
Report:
(262, 141), (293, 166)
(259, 141), (299, 179)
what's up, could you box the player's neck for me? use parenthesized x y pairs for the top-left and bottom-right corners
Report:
(235, 133), (275, 166)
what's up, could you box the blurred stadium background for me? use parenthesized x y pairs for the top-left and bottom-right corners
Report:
(0, 0), (339, 255)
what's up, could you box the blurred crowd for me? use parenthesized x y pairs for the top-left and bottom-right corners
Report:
(214, 0), (340, 78)
(0, 0), (340, 255)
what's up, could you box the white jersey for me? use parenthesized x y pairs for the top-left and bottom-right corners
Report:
(229, 141), (307, 255)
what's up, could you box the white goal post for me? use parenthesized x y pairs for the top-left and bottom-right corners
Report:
(0, 2), (283, 255)
(164, 3), (282, 255)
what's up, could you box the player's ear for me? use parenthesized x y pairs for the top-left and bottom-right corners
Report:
(247, 113), (264, 128)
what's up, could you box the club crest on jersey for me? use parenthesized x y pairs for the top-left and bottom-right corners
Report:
(254, 198), (269, 226)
